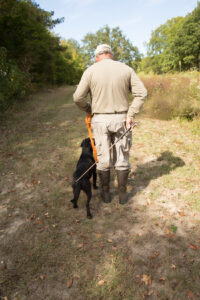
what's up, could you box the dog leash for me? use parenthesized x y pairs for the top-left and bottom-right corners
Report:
(85, 114), (98, 162)
(75, 121), (138, 183)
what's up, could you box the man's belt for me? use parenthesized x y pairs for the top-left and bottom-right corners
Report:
(94, 111), (127, 114)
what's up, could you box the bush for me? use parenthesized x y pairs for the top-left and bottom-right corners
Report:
(140, 72), (200, 120)
(0, 47), (31, 112)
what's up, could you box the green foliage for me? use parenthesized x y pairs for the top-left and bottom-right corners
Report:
(141, 2), (200, 73)
(0, 0), (84, 111)
(0, 47), (30, 111)
(82, 25), (142, 69)
(60, 39), (86, 85)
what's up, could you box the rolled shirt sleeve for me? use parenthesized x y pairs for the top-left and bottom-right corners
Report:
(127, 70), (147, 118)
(73, 70), (91, 113)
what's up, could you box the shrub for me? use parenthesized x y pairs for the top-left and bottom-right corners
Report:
(140, 72), (200, 120)
(0, 47), (31, 112)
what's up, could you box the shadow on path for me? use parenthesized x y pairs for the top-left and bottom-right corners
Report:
(129, 151), (185, 198)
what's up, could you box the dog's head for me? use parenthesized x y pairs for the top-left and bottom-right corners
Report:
(81, 138), (95, 153)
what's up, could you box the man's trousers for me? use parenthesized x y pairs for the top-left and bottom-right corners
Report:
(91, 113), (132, 171)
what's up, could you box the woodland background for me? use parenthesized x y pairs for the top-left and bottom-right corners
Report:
(0, 0), (200, 122)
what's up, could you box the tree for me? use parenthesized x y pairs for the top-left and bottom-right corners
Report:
(82, 25), (142, 70)
(144, 1), (200, 73)
(61, 39), (86, 84)
(146, 17), (184, 73)
(0, 0), (82, 111)
(173, 2), (200, 70)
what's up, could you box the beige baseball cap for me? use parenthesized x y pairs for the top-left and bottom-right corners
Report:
(94, 44), (113, 56)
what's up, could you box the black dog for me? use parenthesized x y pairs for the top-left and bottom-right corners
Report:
(71, 138), (98, 219)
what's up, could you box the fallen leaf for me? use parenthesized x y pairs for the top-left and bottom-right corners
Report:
(39, 274), (45, 280)
(162, 214), (168, 218)
(165, 228), (175, 238)
(107, 239), (112, 243)
(37, 228), (44, 232)
(77, 243), (83, 249)
(67, 278), (73, 288)
(0, 280), (5, 284)
(157, 292), (161, 297)
(171, 264), (176, 269)
(74, 219), (80, 224)
(95, 233), (102, 238)
(141, 274), (152, 285)
(149, 251), (159, 259)
(147, 290), (154, 296)
(178, 211), (186, 217)
(159, 277), (166, 282)
(98, 280), (104, 285)
(189, 244), (198, 250)
(37, 219), (43, 225)
(4, 297), (8, 300)
(136, 274), (140, 278)
(112, 246), (117, 251)
(188, 291), (194, 299)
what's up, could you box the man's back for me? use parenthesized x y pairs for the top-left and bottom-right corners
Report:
(86, 59), (131, 113)
(74, 58), (147, 117)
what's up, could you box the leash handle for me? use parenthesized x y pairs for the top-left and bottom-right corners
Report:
(85, 114), (98, 162)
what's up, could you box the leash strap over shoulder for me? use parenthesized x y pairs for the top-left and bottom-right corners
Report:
(85, 114), (98, 162)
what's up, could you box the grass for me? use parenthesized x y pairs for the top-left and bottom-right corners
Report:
(140, 71), (200, 121)
(0, 86), (200, 299)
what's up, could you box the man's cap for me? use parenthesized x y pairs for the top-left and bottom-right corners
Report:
(94, 44), (113, 56)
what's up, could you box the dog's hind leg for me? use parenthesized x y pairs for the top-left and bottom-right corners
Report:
(82, 181), (92, 219)
(93, 166), (98, 189)
(71, 185), (81, 208)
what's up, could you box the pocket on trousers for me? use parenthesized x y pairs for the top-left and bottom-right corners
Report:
(122, 125), (132, 152)
(91, 123), (102, 156)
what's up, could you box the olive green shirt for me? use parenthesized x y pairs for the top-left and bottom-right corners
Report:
(73, 58), (147, 117)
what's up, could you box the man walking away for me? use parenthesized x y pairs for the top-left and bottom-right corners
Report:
(73, 44), (147, 204)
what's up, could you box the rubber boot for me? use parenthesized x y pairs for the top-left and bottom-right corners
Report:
(116, 170), (129, 204)
(98, 170), (111, 203)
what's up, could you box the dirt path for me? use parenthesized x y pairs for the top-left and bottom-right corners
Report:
(0, 87), (200, 300)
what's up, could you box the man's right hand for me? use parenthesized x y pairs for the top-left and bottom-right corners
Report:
(126, 117), (134, 130)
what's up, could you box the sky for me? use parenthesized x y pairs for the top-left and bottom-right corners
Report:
(36, 0), (198, 55)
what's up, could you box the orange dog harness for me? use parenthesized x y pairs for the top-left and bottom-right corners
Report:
(85, 114), (98, 162)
